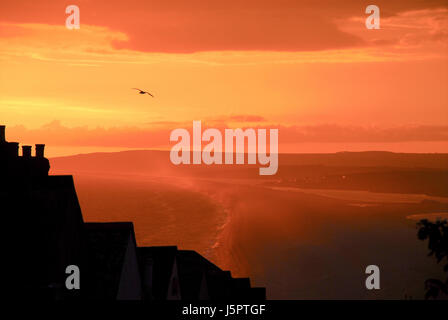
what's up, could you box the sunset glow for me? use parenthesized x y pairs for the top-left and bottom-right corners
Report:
(1, 1), (447, 156)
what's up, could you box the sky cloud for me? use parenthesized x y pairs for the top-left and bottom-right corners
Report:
(5, 121), (448, 150)
(1, 0), (447, 53)
(1, 1), (447, 155)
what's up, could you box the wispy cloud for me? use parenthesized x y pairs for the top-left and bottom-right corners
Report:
(1, 16), (446, 68)
(5, 121), (448, 149)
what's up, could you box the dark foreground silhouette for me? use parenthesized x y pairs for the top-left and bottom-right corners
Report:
(0, 125), (265, 300)
(418, 219), (448, 299)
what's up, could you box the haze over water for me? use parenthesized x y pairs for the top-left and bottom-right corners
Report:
(51, 150), (448, 299)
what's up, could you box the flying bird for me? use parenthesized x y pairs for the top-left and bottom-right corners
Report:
(132, 88), (154, 97)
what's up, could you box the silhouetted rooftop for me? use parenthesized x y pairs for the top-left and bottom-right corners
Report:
(83, 222), (139, 299)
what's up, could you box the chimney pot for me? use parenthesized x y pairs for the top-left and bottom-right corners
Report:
(35, 144), (45, 158)
(22, 145), (32, 158)
(0, 125), (5, 143)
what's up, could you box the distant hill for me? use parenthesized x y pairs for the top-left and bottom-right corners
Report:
(51, 150), (172, 175)
(50, 150), (448, 174)
(279, 151), (448, 169)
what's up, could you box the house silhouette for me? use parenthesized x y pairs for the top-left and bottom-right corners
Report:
(0, 125), (265, 300)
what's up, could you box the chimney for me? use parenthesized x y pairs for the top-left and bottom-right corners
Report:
(35, 144), (45, 158)
(22, 145), (32, 158)
(0, 125), (5, 143)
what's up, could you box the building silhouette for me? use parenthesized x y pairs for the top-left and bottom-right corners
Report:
(1, 125), (265, 300)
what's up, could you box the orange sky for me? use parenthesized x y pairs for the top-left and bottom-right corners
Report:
(0, 0), (447, 156)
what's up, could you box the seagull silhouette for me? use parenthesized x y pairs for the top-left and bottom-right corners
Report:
(132, 88), (154, 97)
